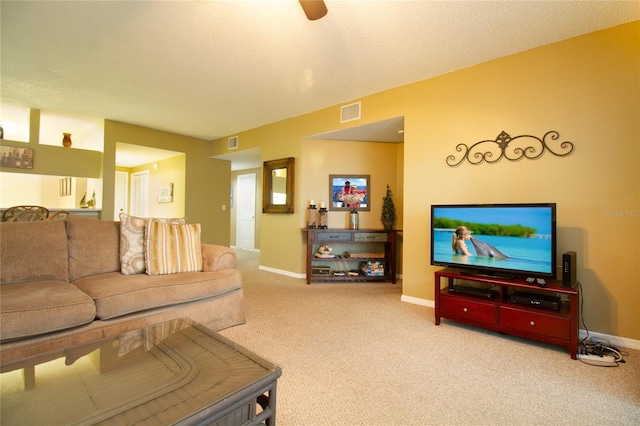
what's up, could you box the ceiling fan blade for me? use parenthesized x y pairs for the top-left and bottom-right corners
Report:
(299, 0), (328, 21)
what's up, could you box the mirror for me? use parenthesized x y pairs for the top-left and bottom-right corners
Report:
(263, 157), (295, 214)
(271, 168), (287, 205)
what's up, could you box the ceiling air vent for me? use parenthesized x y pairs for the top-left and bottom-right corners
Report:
(340, 102), (361, 123)
(228, 136), (239, 150)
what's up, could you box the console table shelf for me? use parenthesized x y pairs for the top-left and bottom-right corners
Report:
(304, 228), (399, 284)
(434, 268), (579, 359)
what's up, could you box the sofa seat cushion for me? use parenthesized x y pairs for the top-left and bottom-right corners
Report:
(73, 269), (242, 320)
(0, 281), (97, 341)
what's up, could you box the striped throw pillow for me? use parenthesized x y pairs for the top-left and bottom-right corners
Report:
(119, 213), (186, 275)
(144, 220), (203, 275)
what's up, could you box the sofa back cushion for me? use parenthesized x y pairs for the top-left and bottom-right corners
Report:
(0, 220), (69, 284)
(67, 215), (120, 281)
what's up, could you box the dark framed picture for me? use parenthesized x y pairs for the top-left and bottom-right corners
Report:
(1, 146), (33, 169)
(329, 175), (370, 211)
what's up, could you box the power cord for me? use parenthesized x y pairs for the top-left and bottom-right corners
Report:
(579, 338), (626, 365)
(576, 280), (628, 367)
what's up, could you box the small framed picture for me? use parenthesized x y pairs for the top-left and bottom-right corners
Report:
(157, 183), (173, 203)
(1, 146), (33, 169)
(329, 175), (370, 211)
(59, 177), (72, 197)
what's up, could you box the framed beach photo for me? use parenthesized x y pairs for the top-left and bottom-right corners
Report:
(329, 175), (370, 211)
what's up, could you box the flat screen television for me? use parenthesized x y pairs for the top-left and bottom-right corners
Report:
(430, 203), (557, 279)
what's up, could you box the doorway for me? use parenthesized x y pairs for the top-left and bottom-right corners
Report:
(115, 142), (186, 219)
(236, 173), (256, 250)
(114, 171), (128, 216)
(130, 171), (149, 217)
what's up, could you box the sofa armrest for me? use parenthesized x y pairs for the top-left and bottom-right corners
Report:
(201, 244), (237, 271)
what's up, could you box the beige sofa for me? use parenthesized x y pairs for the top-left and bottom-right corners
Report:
(0, 215), (245, 364)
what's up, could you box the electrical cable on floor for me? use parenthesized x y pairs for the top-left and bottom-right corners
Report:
(576, 280), (628, 367)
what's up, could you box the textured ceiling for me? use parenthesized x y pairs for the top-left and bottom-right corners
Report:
(2, 1), (639, 143)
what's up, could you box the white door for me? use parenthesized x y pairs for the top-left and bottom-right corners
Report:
(130, 171), (149, 217)
(114, 171), (129, 217)
(236, 173), (256, 250)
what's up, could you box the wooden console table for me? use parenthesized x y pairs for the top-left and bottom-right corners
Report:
(304, 228), (399, 284)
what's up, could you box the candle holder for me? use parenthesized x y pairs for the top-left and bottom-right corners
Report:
(307, 204), (317, 228)
(349, 209), (359, 230)
(318, 207), (328, 228)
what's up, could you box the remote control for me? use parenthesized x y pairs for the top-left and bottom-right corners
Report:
(526, 277), (535, 284)
(536, 278), (546, 287)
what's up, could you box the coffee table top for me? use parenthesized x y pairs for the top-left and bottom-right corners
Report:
(1, 318), (281, 425)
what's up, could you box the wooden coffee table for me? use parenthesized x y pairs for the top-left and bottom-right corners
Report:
(0, 318), (281, 425)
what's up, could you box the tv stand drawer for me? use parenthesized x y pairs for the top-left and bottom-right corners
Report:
(499, 306), (570, 340)
(440, 295), (495, 325)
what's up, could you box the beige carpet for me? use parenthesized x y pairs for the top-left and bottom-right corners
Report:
(218, 250), (640, 426)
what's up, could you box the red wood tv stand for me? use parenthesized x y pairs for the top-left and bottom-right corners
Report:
(434, 268), (579, 359)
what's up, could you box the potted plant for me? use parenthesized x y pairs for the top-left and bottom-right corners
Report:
(381, 184), (397, 230)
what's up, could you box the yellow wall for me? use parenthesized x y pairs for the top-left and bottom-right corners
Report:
(298, 139), (403, 273)
(214, 120), (304, 271)
(0, 110), (102, 179)
(103, 120), (231, 245)
(400, 21), (639, 340)
(212, 22), (639, 341)
(0, 173), (98, 209)
(213, 121), (404, 273)
(0, 109), (104, 210)
(127, 154), (186, 218)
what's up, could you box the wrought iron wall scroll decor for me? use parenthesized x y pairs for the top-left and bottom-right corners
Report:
(446, 130), (574, 167)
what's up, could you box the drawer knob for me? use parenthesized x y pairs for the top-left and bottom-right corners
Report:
(463, 308), (468, 313)
(529, 321), (535, 326)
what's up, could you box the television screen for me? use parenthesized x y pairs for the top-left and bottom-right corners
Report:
(431, 203), (556, 279)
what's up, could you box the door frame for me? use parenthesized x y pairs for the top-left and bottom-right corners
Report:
(236, 173), (256, 251)
(130, 170), (149, 217)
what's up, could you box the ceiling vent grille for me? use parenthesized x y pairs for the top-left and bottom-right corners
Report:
(340, 102), (361, 123)
(228, 136), (239, 150)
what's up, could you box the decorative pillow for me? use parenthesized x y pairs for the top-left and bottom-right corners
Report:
(144, 220), (203, 275)
(119, 213), (185, 275)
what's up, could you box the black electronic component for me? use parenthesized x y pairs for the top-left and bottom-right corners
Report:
(511, 291), (561, 310)
(448, 284), (496, 299)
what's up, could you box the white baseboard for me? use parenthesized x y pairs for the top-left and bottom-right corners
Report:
(401, 294), (434, 308)
(400, 296), (640, 351)
(258, 265), (305, 279)
(580, 330), (640, 351)
(258, 269), (403, 282)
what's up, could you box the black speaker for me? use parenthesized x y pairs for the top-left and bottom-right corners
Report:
(562, 251), (576, 288)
